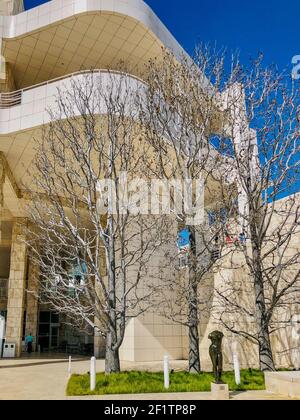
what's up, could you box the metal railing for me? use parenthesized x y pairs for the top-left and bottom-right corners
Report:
(0, 69), (145, 110)
(0, 91), (22, 109)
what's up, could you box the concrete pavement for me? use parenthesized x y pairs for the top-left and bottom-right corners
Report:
(0, 355), (298, 400)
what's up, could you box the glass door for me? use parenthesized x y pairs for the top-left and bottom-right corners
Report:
(50, 326), (59, 348)
(38, 312), (60, 351)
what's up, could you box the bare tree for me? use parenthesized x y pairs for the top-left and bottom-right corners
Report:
(25, 71), (168, 374)
(213, 56), (300, 371)
(140, 47), (300, 373)
(138, 49), (236, 373)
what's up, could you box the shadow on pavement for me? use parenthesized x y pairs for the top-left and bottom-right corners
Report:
(0, 355), (89, 369)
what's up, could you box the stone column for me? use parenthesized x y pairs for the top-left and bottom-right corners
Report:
(0, 155), (5, 242)
(25, 259), (39, 351)
(5, 219), (27, 357)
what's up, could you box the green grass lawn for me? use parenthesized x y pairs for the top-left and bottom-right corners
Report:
(67, 369), (265, 396)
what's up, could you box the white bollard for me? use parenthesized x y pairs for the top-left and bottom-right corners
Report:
(90, 356), (96, 391)
(164, 355), (170, 389)
(233, 352), (241, 386)
(68, 356), (72, 377)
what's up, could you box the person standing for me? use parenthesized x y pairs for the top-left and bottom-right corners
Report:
(25, 333), (34, 355)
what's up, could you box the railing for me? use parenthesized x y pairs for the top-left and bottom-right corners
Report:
(0, 91), (22, 108)
(0, 69), (145, 110)
(0, 279), (8, 300)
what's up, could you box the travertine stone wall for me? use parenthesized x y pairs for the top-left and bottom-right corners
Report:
(25, 259), (39, 351)
(5, 219), (27, 357)
(119, 195), (300, 369)
(0, 156), (4, 242)
(120, 216), (187, 362)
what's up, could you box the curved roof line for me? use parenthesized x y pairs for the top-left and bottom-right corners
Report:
(2, 0), (187, 60)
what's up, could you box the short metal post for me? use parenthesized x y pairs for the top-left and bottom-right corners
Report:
(90, 356), (96, 391)
(164, 355), (170, 389)
(231, 340), (241, 386)
(233, 352), (241, 386)
(68, 355), (72, 377)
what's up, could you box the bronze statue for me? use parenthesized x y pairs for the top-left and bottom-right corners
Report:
(209, 330), (224, 384)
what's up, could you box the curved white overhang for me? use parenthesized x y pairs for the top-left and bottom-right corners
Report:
(0, 68), (226, 217)
(1, 0), (187, 88)
(0, 69), (223, 202)
(0, 69), (145, 134)
(4, 0), (184, 50)
(0, 70), (146, 197)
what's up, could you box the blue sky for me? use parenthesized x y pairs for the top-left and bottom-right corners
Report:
(24, 0), (300, 72)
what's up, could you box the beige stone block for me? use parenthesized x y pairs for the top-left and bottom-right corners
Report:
(172, 325), (182, 336)
(168, 348), (183, 359)
(5, 307), (20, 317)
(163, 324), (175, 337)
(142, 312), (154, 325)
(8, 288), (24, 299)
(134, 349), (155, 362)
(134, 321), (148, 336)
(169, 336), (182, 348)
(119, 347), (135, 362)
(211, 383), (229, 400)
(265, 372), (300, 399)
(153, 349), (165, 361)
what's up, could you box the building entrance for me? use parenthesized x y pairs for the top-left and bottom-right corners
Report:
(38, 312), (60, 352)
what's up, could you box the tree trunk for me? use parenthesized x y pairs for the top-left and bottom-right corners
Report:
(252, 240), (275, 371)
(247, 210), (276, 372)
(188, 227), (201, 374)
(258, 321), (275, 371)
(188, 321), (201, 374)
(105, 213), (121, 374)
(105, 330), (120, 374)
(188, 277), (201, 373)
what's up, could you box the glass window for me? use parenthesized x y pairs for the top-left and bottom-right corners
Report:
(51, 313), (59, 324)
(39, 312), (50, 323)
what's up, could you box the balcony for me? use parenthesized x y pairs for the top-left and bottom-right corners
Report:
(0, 69), (145, 135)
(0, 69), (143, 110)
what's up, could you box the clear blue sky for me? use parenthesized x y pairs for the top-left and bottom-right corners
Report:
(24, 0), (300, 72)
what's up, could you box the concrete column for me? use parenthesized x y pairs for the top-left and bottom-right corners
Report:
(25, 259), (39, 351)
(5, 219), (27, 357)
(0, 155), (5, 242)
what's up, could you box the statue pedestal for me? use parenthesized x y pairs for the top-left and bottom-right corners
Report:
(211, 383), (229, 400)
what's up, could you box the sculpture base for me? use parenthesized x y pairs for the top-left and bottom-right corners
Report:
(211, 382), (229, 400)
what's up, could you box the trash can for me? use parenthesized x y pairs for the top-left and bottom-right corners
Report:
(3, 343), (16, 358)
